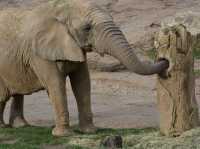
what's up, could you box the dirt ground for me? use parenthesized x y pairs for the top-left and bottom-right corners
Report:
(1, 0), (200, 129)
(3, 71), (200, 129)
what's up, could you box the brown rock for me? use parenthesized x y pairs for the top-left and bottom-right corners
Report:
(100, 135), (123, 149)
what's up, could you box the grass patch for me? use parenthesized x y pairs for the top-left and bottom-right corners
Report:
(193, 47), (200, 59)
(146, 49), (157, 60)
(1, 125), (200, 149)
(195, 69), (200, 77)
(0, 126), (156, 149)
(0, 126), (68, 149)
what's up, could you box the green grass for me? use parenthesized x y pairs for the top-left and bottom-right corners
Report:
(195, 69), (200, 77)
(146, 49), (157, 60)
(193, 47), (200, 59)
(2, 126), (200, 149)
(0, 126), (156, 149)
(0, 127), (68, 149)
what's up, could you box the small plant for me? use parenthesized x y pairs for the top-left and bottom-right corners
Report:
(146, 49), (157, 60)
(193, 47), (200, 59)
(195, 69), (200, 77)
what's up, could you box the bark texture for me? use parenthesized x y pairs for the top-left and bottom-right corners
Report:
(155, 25), (199, 136)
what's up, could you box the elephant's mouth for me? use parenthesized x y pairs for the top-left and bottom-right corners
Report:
(82, 44), (93, 52)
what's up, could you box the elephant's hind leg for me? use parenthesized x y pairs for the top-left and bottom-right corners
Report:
(9, 95), (29, 128)
(0, 99), (9, 128)
(0, 78), (10, 128)
(69, 63), (97, 134)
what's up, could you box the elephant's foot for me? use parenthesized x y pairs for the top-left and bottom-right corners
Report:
(0, 122), (10, 128)
(79, 124), (97, 134)
(10, 117), (29, 128)
(52, 126), (73, 137)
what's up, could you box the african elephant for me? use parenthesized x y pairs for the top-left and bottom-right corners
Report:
(0, 0), (169, 136)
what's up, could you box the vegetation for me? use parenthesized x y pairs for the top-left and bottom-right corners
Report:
(146, 48), (200, 77)
(146, 47), (200, 60)
(146, 49), (157, 60)
(193, 47), (200, 59)
(1, 126), (200, 149)
(195, 69), (200, 77)
(0, 127), (155, 149)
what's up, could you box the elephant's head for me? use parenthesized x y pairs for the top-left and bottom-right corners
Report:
(31, 0), (169, 75)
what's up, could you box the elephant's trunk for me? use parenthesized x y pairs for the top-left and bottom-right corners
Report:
(93, 21), (169, 75)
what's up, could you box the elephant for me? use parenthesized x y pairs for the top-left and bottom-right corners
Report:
(0, 0), (169, 136)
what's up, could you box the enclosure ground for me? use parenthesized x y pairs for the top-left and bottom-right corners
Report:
(2, 69), (200, 128)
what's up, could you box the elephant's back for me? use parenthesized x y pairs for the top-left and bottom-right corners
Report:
(0, 8), (28, 52)
(0, 8), (25, 37)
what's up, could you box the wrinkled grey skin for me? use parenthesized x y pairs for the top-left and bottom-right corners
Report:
(0, 0), (169, 136)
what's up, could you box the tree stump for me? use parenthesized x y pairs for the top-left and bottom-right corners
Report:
(155, 25), (199, 136)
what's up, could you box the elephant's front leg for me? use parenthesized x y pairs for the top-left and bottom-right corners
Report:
(9, 95), (29, 128)
(0, 82), (10, 128)
(31, 57), (71, 137)
(48, 79), (71, 137)
(69, 62), (96, 133)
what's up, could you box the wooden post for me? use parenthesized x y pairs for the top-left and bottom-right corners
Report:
(155, 25), (199, 136)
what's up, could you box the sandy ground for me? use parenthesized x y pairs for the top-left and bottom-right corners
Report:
(3, 72), (200, 129)
(5, 72), (160, 128)
(0, 0), (200, 129)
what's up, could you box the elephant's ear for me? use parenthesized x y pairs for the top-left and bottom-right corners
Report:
(32, 19), (85, 62)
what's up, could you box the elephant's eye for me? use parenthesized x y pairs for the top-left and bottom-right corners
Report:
(83, 24), (92, 32)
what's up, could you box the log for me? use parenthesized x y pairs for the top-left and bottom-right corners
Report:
(155, 25), (199, 136)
